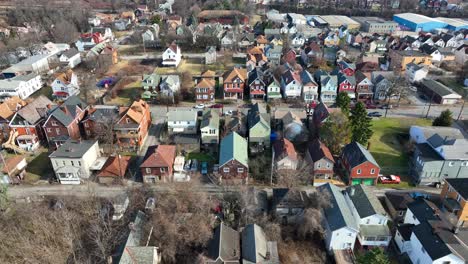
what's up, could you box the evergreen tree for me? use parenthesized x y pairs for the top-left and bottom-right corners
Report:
(336, 92), (351, 115)
(356, 248), (390, 264)
(350, 102), (373, 145)
(320, 112), (351, 155)
(433, 109), (453, 127)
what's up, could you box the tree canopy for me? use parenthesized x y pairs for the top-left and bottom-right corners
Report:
(433, 109), (453, 127)
(320, 112), (351, 155)
(356, 248), (390, 264)
(336, 92), (351, 115)
(350, 102), (373, 146)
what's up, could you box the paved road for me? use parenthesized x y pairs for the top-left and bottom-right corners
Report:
(120, 53), (222, 60)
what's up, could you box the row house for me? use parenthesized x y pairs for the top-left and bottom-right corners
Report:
(195, 70), (216, 103)
(245, 47), (268, 72)
(247, 68), (267, 100)
(355, 71), (374, 102)
(305, 139), (335, 186)
(273, 137), (299, 171)
(167, 110), (198, 135)
(223, 68), (247, 100)
(280, 69), (302, 98)
(51, 70), (80, 100)
(140, 145), (176, 183)
(200, 109), (220, 146)
(319, 74), (338, 104)
(81, 105), (119, 140)
(43, 96), (88, 149)
(337, 61), (356, 76)
(218, 132), (249, 183)
(247, 103), (271, 153)
(58, 48), (81, 69)
(336, 72), (356, 100)
(114, 100), (151, 151)
(300, 70), (318, 103)
(267, 78), (282, 101)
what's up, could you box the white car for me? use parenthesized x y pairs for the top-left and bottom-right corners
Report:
(224, 110), (234, 116)
(194, 104), (205, 109)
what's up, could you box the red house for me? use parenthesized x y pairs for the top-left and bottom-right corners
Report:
(223, 68), (247, 100)
(43, 95), (87, 149)
(195, 70), (216, 103)
(337, 73), (356, 99)
(337, 61), (355, 76)
(341, 141), (380, 186)
(140, 145), (176, 183)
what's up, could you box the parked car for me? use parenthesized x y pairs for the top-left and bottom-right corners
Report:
(419, 94), (428, 101)
(184, 160), (192, 171)
(190, 159), (199, 172)
(201, 162), (208, 175)
(378, 175), (401, 184)
(224, 110), (234, 116)
(366, 103), (377, 109)
(368, 112), (382, 117)
(210, 104), (224, 109)
(194, 104), (205, 109)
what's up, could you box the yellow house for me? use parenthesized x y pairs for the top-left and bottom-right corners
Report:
(441, 178), (468, 228)
(389, 50), (431, 72)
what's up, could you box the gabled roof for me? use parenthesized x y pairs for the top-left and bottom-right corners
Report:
(201, 109), (220, 129)
(224, 68), (247, 83)
(219, 132), (248, 167)
(342, 141), (379, 168)
(320, 74), (337, 87)
(345, 184), (386, 218)
(300, 70), (317, 86)
(445, 178), (468, 200)
(272, 188), (307, 209)
(120, 100), (149, 124)
(167, 110), (197, 122)
(248, 68), (265, 86)
(273, 138), (297, 162)
(412, 221), (454, 261)
(0, 96), (26, 120)
(140, 145), (176, 168)
(307, 139), (334, 163)
(313, 102), (330, 124)
(61, 48), (80, 58)
(318, 183), (358, 231)
(385, 192), (415, 211)
(420, 43), (438, 55)
(281, 69), (301, 86)
(196, 77), (215, 89)
(355, 71), (370, 84)
(55, 70), (75, 84)
(407, 199), (440, 223)
(49, 140), (97, 158)
(421, 79), (461, 98)
(242, 224), (268, 263)
(14, 95), (52, 125)
(207, 223), (240, 262)
(84, 105), (119, 123)
(97, 156), (131, 178)
(337, 72), (356, 85)
(47, 95), (87, 126)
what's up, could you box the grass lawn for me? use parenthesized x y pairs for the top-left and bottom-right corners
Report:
(370, 117), (432, 188)
(25, 150), (53, 183)
(186, 152), (216, 163)
(30, 86), (53, 100)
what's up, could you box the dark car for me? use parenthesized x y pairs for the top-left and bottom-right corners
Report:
(368, 112), (382, 117)
(210, 104), (224, 109)
(419, 94), (428, 101)
(366, 104), (377, 109)
(380, 104), (392, 110)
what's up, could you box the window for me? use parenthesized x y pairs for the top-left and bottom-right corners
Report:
(370, 168), (375, 174)
(56, 128), (60, 135)
(457, 194), (462, 202)
(462, 161), (468, 166)
(71, 161), (74, 166)
(357, 169), (362, 174)
(223, 167), (230, 173)
(84, 122), (89, 128)
(366, 219), (370, 224)
(62, 161), (66, 166)
(317, 163), (321, 169)
(160, 167), (166, 173)
(78, 161), (81, 166)
(238, 167), (244, 173)
(47, 128), (52, 133)
(52, 121), (58, 126)
(146, 168), (151, 174)
(398, 211), (404, 216)
(348, 233), (353, 237)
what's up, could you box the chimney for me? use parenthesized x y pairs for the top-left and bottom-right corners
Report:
(350, 187), (355, 196)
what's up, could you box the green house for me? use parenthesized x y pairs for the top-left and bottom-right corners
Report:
(247, 103), (271, 153)
(142, 73), (160, 91)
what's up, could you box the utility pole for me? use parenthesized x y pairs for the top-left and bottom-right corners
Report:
(457, 89), (467, 121)
(425, 92), (435, 119)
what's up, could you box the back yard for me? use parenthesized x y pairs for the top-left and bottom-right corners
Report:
(369, 117), (432, 188)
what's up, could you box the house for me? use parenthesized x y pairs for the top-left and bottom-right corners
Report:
(373, 74), (396, 101)
(272, 188), (308, 224)
(204, 223), (240, 264)
(282, 111), (307, 143)
(97, 156), (131, 184)
(241, 224), (280, 264)
(441, 178), (468, 228)
(267, 78), (282, 101)
(409, 125), (464, 145)
(0, 96), (26, 141)
(140, 145), (176, 183)
(318, 183), (359, 252)
(7, 95), (52, 151)
(344, 185), (392, 248)
(384, 192), (415, 222)
(0, 73), (43, 101)
(205, 46), (217, 64)
(319, 74), (338, 104)
(75, 33), (102, 51)
(280, 69), (302, 99)
(324, 33), (340, 47)
(355, 71), (374, 102)
(201, 109), (220, 145)
(336, 73), (356, 100)
(419, 79), (462, 105)
(195, 70), (216, 102)
(300, 70), (318, 103)
(49, 140), (101, 184)
(305, 139), (335, 186)
(51, 70), (80, 100)
(221, 31), (235, 50)
(162, 43), (181, 67)
(454, 45), (467, 65)
(159, 75), (181, 98)
(265, 45), (282, 66)
(301, 42), (323, 67)
(92, 27), (114, 41)
(337, 61), (356, 76)
(59, 48), (81, 68)
(388, 50), (431, 72)
(246, 47), (268, 72)
(341, 142), (380, 186)
(291, 33), (306, 47)
(1, 155), (27, 184)
(224, 115), (247, 138)
(90, 43), (119, 65)
(273, 137), (298, 171)
(43, 95), (87, 148)
(218, 132), (248, 183)
(82, 105), (119, 141)
(247, 68), (267, 100)
(115, 100), (151, 151)
(167, 110), (197, 135)
(2, 53), (54, 78)
(368, 39), (387, 53)
(223, 68), (247, 100)
(405, 62), (428, 83)
(312, 102), (330, 129)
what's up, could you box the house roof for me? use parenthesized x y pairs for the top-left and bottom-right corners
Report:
(412, 221), (453, 261)
(47, 95), (87, 126)
(201, 109), (220, 129)
(61, 48), (80, 58)
(385, 192), (415, 211)
(1, 156), (26, 176)
(421, 79), (461, 98)
(313, 102), (330, 124)
(140, 145), (176, 168)
(300, 70), (317, 86)
(355, 71), (370, 84)
(15, 95), (52, 125)
(97, 156), (131, 178)
(318, 183), (358, 231)
(242, 224), (268, 263)
(307, 139), (334, 163)
(84, 105), (119, 123)
(407, 199), (440, 223)
(224, 68), (247, 83)
(167, 110), (197, 122)
(445, 178), (468, 200)
(121, 100), (149, 124)
(272, 188), (307, 209)
(49, 140), (97, 158)
(396, 224), (415, 241)
(196, 77), (215, 89)
(273, 138), (297, 162)
(55, 70), (74, 84)
(247, 106), (270, 131)
(342, 141), (379, 168)
(120, 247), (158, 264)
(207, 223), (240, 262)
(411, 127), (463, 142)
(345, 184), (386, 218)
(281, 69), (301, 86)
(219, 132), (248, 167)
(416, 143), (444, 162)
(320, 74), (337, 88)
(0, 96), (26, 120)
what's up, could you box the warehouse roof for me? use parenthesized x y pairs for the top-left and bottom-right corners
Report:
(394, 13), (444, 24)
(421, 79), (461, 98)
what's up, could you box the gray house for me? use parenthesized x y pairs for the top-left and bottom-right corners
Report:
(200, 109), (220, 145)
(205, 223), (240, 264)
(241, 224), (280, 264)
(272, 188), (308, 224)
(412, 137), (468, 186)
(247, 103), (271, 153)
(167, 110), (198, 135)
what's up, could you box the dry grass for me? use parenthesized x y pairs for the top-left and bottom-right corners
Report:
(278, 239), (328, 264)
(104, 60), (155, 77)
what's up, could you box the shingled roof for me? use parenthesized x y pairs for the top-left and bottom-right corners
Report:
(342, 141), (379, 169)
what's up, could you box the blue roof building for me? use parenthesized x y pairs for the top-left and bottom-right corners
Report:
(393, 13), (447, 32)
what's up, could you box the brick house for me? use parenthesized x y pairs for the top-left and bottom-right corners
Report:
(81, 105), (119, 141)
(195, 70), (216, 103)
(218, 132), (248, 183)
(305, 139), (335, 186)
(8, 95), (52, 151)
(140, 145), (176, 183)
(114, 100), (151, 151)
(43, 96), (87, 149)
(341, 141), (380, 185)
(223, 68), (247, 100)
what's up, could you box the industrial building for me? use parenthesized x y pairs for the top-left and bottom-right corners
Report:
(352, 17), (398, 34)
(435, 17), (468, 31)
(393, 13), (447, 32)
(319, 16), (360, 30)
(419, 79), (462, 105)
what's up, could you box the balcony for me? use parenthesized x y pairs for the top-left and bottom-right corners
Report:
(358, 225), (391, 247)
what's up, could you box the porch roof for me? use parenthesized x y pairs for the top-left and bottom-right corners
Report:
(360, 225), (391, 237)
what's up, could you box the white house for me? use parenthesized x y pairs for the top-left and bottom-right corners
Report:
(291, 33), (306, 47)
(319, 183), (359, 252)
(287, 13), (307, 25)
(88, 17), (101, 27)
(49, 140), (101, 185)
(91, 27), (114, 41)
(167, 110), (198, 135)
(300, 70), (318, 103)
(162, 43), (181, 67)
(409, 125), (464, 145)
(59, 48), (81, 68)
(267, 79), (282, 100)
(51, 70), (80, 100)
(406, 63), (428, 83)
(1, 54), (52, 77)
(159, 75), (180, 97)
(280, 70), (302, 98)
(0, 73), (43, 101)
(344, 185), (392, 248)
(200, 109), (219, 145)
(43, 42), (70, 55)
